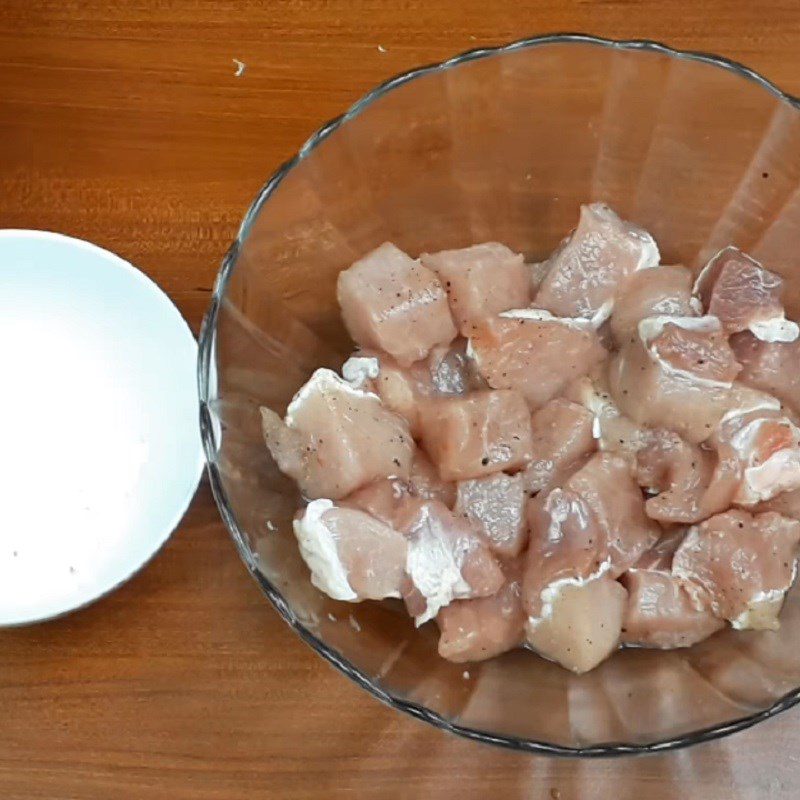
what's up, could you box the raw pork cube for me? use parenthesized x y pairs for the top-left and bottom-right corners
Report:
(694, 246), (798, 342)
(732, 332), (800, 414)
(610, 316), (740, 443)
(342, 339), (476, 438)
(337, 242), (456, 366)
(294, 500), (407, 601)
(436, 561), (525, 662)
(523, 454), (659, 635)
(611, 265), (697, 345)
(400, 499), (504, 625)
(535, 203), (660, 324)
(673, 510), (800, 630)
(521, 397), (596, 494)
(755, 487), (800, 520)
(260, 368), (413, 499)
(635, 428), (729, 525)
(620, 569), (724, 649)
(455, 472), (527, 557)
(632, 527), (687, 571)
(565, 369), (649, 457)
(418, 390), (533, 481)
(712, 401), (800, 506)
(469, 310), (607, 409)
(421, 242), (530, 335)
(525, 573), (627, 674)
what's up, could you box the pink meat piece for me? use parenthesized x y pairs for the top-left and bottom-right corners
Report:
(673, 510), (800, 630)
(525, 573), (628, 674)
(534, 203), (660, 324)
(454, 472), (527, 557)
(732, 332), (800, 414)
(337, 242), (457, 366)
(344, 339), (481, 438)
(632, 527), (687, 571)
(611, 265), (697, 345)
(695, 247), (798, 341)
(711, 402), (800, 506)
(523, 453), (660, 620)
(469, 311), (607, 410)
(293, 501), (407, 601)
(528, 260), (552, 295)
(521, 397), (596, 495)
(635, 428), (732, 524)
(407, 450), (457, 507)
(398, 499), (505, 625)
(620, 569), (724, 649)
(436, 559), (525, 662)
(755, 488), (800, 520)
(610, 318), (741, 443)
(418, 390), (533, 481)
(421, 243), (530, 336)
(261, 369), (414, 500)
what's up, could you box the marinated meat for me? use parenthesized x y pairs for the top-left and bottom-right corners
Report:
(535, 203), (660, 325)
(455, 472), (527, 557)
(422, 242), (530, 335)
(620, 569), (724, 648)
(521, 397), (596, 495)
(732, 332), (800, 414)
(418, 390), (533, 481)
(469, 310), (607, 409)
(694, 246), (798, 342)
(261, 368), (413, 499)
(673, 510), (800, 630)
(337, 242), (457, 366)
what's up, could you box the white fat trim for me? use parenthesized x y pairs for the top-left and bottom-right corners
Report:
(285, 368), (380, 427)
(738, 447), (800, 505)
(293, 500), (358, 601)
(731, 588), (786, 630)
(720, 392), (781, 424)
(749, 316), (800, 343)
(405, 506), (473, 626)
(498, 308), (594, 330)
(638, 314), (722, 344)
(341, 355), (380, 387)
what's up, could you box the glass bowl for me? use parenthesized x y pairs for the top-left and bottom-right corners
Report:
(198, 34), (800, 755)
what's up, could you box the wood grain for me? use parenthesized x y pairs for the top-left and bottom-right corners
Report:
(1, 2), (800, 798)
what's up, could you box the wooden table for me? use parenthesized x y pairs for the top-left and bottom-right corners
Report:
(1, 2), (799, 797)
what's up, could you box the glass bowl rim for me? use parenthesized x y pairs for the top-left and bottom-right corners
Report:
(198, 32), (800, 757)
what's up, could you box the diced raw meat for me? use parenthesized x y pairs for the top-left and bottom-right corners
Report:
(620, 569), (724, 648)
(755, 487), (800, 520)
(343, 340), (478, 438)
(294, 500), (407, 601)
(337, 242), (457, 366)
(732, 332), (800, 414)
(635, 428), (730, 524)
(565, 369), (649, 457)
(632, 527), (687, 571)
(261, 369), (413, 499)
(421, 243), (530, 335)
(408, 450), (457, 507)
(525, 573), (627, 674)
(469, 310), (607, 409)
(399, 499), (505, 625)
(341, 477), (412, 529)
(436, 560), (525, 662)
(712, 401), (800, 506)
(534, 203), (660, 325)
(418, 390), (533, 481)
(455, 472), (527, 557)
(694, 247), (798, 342)
(520, 397), (596, 494)
(610, 317), (740, 443)
(611, 265), (698, 345)
(673, 510), (800, 630)
(524, 454), (660, 618)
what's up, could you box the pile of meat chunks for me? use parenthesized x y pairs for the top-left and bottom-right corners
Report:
(261, 203), (800, 674)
